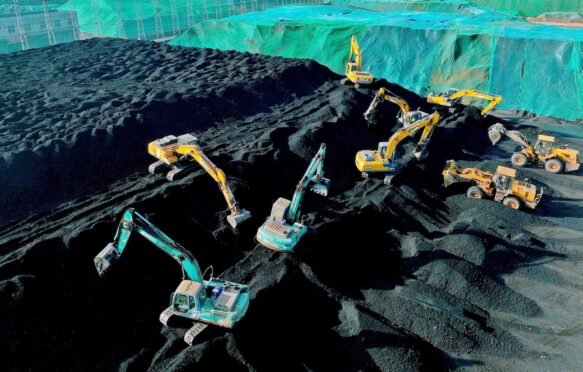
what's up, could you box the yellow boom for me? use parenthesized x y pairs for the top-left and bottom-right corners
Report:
(148, 134), (251, 228)
(363, 87), (411, 123)
(427, 89), (502, 116)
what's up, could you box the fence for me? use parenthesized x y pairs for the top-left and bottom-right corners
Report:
(0, 0), (323, 53)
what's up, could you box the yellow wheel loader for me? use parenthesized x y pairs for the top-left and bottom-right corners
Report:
(148, 133), (251, 228)
(442, 160), (543, 210)
(427, 89), (502, 117)
(341, 36), (374, 88)
(488, 123), (580, 174)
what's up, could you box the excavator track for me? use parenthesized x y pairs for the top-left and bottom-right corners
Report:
(166, 164), (194, 181)
(159, 307), (174, 326)
(184, 322), (208, 345)
(148, 160), (167, 175)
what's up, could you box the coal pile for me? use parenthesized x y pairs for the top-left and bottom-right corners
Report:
(1, 39), (583, 371)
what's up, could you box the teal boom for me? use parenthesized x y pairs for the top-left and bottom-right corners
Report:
(94, 208), (250, 344)
(94, 208), (203, 281)
(256, 143), (330, 252)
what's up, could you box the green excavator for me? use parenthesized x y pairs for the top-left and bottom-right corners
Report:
(94, 208), (250, 345)
(256, 144), (330, 252)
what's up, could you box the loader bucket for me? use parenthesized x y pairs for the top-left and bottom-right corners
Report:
(442, 172), (457, 187)
(488, 123), (505, 145)
(227, 209), (252, 229)
(442, 160), (459, 187)
(94, 243), (119, 276)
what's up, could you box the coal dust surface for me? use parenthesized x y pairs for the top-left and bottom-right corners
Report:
(1, 39), (583, 371)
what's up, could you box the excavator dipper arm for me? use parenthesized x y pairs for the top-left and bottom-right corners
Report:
(384, 112), (441, 164)
(429, 89), (502, 116)
(364, 88), (411, 122)
(176, 144), (251, 228)
(94, 208), (204, 283)
(287, 144), (330, 223)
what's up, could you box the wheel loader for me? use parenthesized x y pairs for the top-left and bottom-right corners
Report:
(442, 160), (543, 210)
(488, 123), (580, 174)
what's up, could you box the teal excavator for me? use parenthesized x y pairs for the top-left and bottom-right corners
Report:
(94, 208), (250, 345)
(256, 144), (330, 252)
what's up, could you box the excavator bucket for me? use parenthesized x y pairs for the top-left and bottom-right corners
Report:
(94, 243), (119, 276)
(488, 123), (505, 145)
(226, 209), (252, 229)
(310, 177), (331, 197)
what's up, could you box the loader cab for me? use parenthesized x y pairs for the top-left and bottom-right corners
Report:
(534, 135), (555, 155)
(493, 166), (516, 191)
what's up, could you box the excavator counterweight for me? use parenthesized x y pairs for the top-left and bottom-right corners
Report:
(256, 144), (330, 252)
(148, 134), (251, 228)
(94, 208), (250, 345)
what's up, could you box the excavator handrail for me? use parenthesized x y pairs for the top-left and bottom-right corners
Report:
(288, 144), (327, 222)
(99, 208), (204, 283)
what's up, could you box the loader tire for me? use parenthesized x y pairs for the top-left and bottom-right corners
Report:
(511, 153), (528, 167)
(503, 196), (521, 210)
(466, 186), (484, 200)
(544, 158), (563, 174)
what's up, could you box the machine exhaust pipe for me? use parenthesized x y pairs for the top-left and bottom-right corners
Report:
(94, 243), (119, 276)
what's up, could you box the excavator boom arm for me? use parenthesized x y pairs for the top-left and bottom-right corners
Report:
(94, 208), (204, 283)
(177, 145), (240, 215)
(364, 88), (411, 121)
(383, 112), (440, 162)
(450, 89), (503, 116)
(349, 36), (362, 70)
(288, 144), (327, 222)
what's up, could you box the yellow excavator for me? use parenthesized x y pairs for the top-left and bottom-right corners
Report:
(355, 111), (440, 184)
(341, 35), (374, 88)
(364, 87), (432, 129)
(427, 89), (502, 117)
(148, 133), (251, 228)
(442, 160), (543, 210)
(488, 123), (580, 173)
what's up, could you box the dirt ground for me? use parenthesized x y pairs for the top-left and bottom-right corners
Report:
(0, 39), (582, 371)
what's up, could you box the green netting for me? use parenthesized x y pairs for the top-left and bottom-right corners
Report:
(58, 0), (319, 39)
(172, 5), (583, 120)
(332, 0), (583, 18)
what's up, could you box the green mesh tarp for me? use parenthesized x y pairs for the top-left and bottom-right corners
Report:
(58, 0), (319, 39)
(332, 0), (583, 18)
(172, 5), (583, 120)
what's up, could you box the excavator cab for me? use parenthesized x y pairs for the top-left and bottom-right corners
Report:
(171, 280), (202, 314)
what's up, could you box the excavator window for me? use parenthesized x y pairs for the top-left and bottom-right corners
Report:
(380, 146), (387, 158)
(174, 293), (190, 312)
